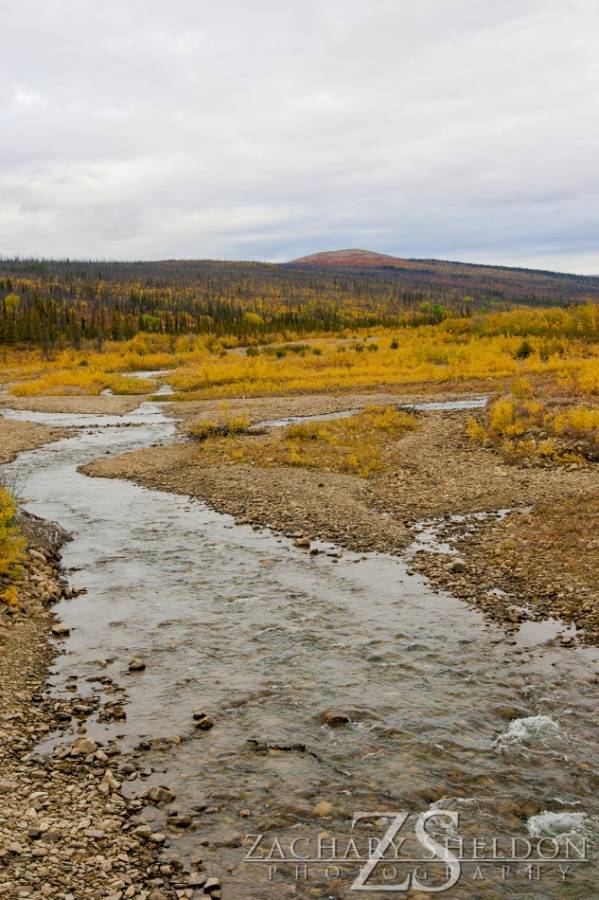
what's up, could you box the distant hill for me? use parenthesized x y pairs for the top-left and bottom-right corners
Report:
(290, 249), (410, 268)
(287, 248), (599, 303)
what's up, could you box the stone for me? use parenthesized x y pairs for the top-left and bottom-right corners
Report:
(99, 770), (120, 793)
(30, 549), (47, 564)
(192, 711), (214, 730)
(313, 800), (333, 817)
(294, 537), (311, 549)
(128, 657), (146, 672)
(145, 785), (176, 805)
(71, 737), (97, 756)
(51, 623), (70, 637)
(0, 779), (17, 793)
(149, 831), (166, 844)
(167, 814), (192, 828)
(319, 708), (351, 727)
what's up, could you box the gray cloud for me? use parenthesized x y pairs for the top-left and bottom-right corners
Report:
(1, 0), (598, 271)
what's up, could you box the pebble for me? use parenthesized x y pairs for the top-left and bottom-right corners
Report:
(313, 800), (333, 817)
(128, 657), (146, 672)
(145, 785), (176, 805)
(192, 710), (215, 730)
(71, 737), (97, 755)
(0, 780), (18, 793)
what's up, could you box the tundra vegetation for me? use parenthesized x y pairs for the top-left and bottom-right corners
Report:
(0, 484), (25, 609)
(1, 260), (599, 470)
(190, 405), (418, 477)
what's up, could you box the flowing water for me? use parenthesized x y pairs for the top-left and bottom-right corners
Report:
(4, 401), (599, 898)
(256, 396), (488, 428)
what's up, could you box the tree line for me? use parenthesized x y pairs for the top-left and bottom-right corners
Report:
(0, 256), (594, 350)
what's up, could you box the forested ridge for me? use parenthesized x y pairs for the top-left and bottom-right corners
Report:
(1, 256), (598, 349)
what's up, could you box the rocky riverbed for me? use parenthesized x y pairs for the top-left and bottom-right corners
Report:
(0, 516), (219, 900)
(3, 393), (599, 899)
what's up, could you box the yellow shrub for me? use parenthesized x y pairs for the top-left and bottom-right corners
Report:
(466, 418), (487, 443)
(469, 392), (599, 465)
(511, 377), (533, 399)
(538, 439), (557, 458)
(489, 397), (516, 435)
(190, 410), (251, 440)
(2, 585), (19, 608)
(551, 406), (599, 437)
(0, 487), (25, 606)
(10, 369), (153, 396)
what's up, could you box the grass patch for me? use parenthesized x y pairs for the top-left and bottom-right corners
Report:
(215, 405), (418, 477)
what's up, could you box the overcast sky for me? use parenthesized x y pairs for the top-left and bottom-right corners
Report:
(1, 1), (598, 272)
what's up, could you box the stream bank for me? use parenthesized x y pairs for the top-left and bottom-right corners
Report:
(0, 515), (204, 899)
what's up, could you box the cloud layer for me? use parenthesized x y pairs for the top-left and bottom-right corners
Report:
(1, 0), (598, 271)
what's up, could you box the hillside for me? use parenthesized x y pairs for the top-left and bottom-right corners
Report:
(288, 248), (599, 302)
(2, 250), (599, 349)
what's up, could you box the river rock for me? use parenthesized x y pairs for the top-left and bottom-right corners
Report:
(99, 770), (120, 793)
(319, 708), (351, 727)
(192, 710), (214, 729)
(128, 657), (146, 672)
(30, 549), (47, 564)
(167, 813), (192, 828)
(149, 831), (166, 844)
(313, 800), (333, 817)
(145, 785), (176, 805)
(0, 779), (17, 793)
(51, 623), (70, 637)
(71, 737), (97, 756)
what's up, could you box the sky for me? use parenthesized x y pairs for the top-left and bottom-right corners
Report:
(1, 0), (598, 272)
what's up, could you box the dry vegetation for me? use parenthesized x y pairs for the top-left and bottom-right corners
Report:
(3, 304), (599, 402)
(189, 405), (418, 477)
(467, 379), (599, 465)
(0, 486), (25, 609)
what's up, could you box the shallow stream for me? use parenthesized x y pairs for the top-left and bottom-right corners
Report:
(4, 400), (599, 898)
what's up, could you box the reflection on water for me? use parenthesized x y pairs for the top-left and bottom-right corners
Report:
(6, 402), (599, 898)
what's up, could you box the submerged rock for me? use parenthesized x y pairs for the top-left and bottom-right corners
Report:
(192, 708), (215, 729)
(128, 657), (146, 672)
(319, 708), (351, 727)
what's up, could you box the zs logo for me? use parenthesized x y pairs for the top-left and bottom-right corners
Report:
(351, 810), (461, 893)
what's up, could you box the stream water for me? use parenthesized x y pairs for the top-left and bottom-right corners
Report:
(256, 396), (489, 428)
(4, 400), (599, 898)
